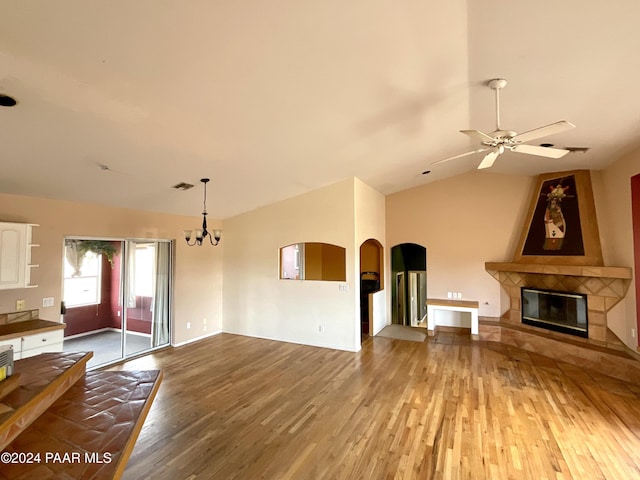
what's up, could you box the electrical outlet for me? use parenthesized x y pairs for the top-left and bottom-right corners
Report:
(187, 322), (191, 329)
(447, 292), (452, 299)
(632, 328), (636, 338)
(203, 318), (207, 331)
(318, 324), (324, 333)
(16, 299), (26, 311)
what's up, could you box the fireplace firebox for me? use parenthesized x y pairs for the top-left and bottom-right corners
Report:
(521, 287), (588, 338)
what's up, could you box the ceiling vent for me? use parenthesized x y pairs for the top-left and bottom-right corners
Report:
(565, 147), (590, 154)
(172, 182), (194, 191)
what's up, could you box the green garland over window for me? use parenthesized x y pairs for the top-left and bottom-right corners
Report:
(65, 239), (117, 267)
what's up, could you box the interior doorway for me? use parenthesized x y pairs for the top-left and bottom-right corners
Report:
(391, 243), (427, 327)
(359, 238), (383, 337)
(61, 237), (172, 369)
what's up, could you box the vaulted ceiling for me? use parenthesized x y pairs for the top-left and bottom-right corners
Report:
(2, 1), (639, 218)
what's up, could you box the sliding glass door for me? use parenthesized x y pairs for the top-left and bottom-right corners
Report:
(123, 240), (171, 358)
(62, 238), (172, 369)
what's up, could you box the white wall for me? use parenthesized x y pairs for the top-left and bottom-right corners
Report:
(371, 290), (386, 335)
(0, 192), (223, 345)
(222, 178), (360, 351)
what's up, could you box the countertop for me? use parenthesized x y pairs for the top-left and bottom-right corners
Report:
(0, 320), (65, 341)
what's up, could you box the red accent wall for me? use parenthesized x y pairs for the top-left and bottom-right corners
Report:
(126, 296), (152, 334)
(631, 174), (640, 345)
(63, 241), (152, 336)
(63, 252), (117, 336)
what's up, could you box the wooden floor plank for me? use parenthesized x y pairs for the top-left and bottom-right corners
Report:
(111, 332), (640, 480)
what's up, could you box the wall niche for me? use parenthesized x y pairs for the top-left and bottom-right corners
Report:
(280, 242), (346, 281)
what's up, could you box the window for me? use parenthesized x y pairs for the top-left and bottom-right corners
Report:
(281, 243), (303, 280)
(63, 250), (102, 307)
(134, 243), (155, 297)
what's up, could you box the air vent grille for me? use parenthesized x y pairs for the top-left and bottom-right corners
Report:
(172, 182), (194, 191)
(565, 147), (590, 154)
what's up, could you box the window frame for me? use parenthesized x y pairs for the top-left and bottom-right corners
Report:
(63, 250), (102, 308)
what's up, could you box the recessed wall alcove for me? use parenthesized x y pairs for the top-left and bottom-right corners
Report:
(279, 242), (346, 281)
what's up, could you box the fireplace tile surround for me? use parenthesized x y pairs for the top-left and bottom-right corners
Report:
(485, 262), (632, 346)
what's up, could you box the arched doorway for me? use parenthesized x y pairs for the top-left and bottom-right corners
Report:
(391, 243), (427, 327)
(359, 238), (383, 337)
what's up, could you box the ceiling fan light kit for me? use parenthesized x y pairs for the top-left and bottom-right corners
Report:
(431, 78), (576, 170)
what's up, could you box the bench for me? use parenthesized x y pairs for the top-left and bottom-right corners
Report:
(426, 298), (479, 336)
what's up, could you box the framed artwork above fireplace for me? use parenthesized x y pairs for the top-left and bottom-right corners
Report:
(513, 170), (604, 266)
(521, 174), (584, 256)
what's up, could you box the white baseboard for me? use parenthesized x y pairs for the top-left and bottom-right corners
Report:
(221, 328), (359, 353)
(172, 330), (222, 347)
(64, 328), (113, 340)
(65, 327), (152, 340)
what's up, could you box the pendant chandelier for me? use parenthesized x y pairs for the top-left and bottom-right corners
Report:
(184, 178), (222, 246)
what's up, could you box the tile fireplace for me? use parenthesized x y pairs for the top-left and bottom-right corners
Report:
(485, 262), (631, 345)
(485, 170), (632, 347)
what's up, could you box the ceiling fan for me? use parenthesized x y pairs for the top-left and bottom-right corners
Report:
(431, 78), (576, 170)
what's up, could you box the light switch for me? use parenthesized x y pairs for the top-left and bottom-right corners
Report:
(42, 297), (55, 307)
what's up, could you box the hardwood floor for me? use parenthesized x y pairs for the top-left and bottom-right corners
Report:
(111, 332), (640, 479)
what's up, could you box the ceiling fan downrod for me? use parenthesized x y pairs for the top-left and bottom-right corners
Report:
(489, 78), (507, 132)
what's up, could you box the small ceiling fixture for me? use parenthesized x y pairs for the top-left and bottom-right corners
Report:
(184, 178), (222, 246)
(0, 94), (17, 107)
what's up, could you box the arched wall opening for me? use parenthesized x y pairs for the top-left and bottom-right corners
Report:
(359, 238), (383, 336)
(391, 243), (427, 327)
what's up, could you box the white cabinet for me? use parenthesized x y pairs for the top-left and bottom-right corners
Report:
(0, 222), (38, 290)
(0, 329), (64, 360)
(21, 329), (64, 358)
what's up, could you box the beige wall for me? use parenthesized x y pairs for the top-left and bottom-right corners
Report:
(354, 178), (387, 335)
(385, 170), (534, 319)
(222, 178), (360, 351)
(385, 162), (640, 350)
(4, 159), (638, 353)
(0, 193), (223, 345)
(596, 151), (640, 346)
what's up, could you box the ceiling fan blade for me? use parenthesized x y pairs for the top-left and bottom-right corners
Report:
(512, 120), (576, 143)
(477, 149), (500, 169)
(431, 148), (489, 166)
(460, 129), (495, 142)
(511, 144), (570, 159)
